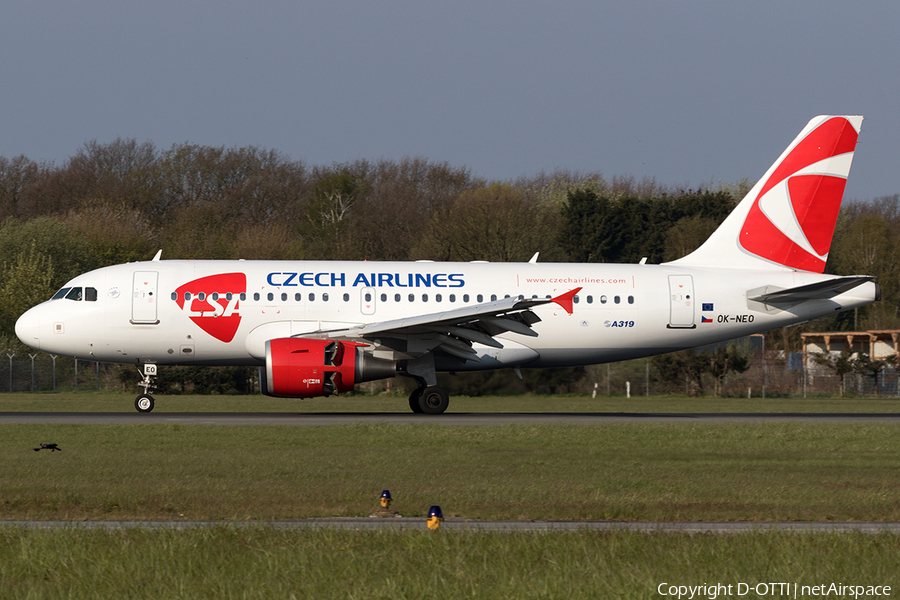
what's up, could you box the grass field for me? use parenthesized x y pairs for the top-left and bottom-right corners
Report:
(1, 527), (898, 599)
(3, 395), (899, 598)
(3, 421), (900, 521)
(2, 391), (900, 413)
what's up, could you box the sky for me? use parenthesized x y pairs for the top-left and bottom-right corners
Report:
(1, 1), (897, 201)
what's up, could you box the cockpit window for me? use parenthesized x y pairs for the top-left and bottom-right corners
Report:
(50, 286), (97, 301)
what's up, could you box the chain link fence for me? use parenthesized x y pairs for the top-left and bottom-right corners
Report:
(1, 348), (897, 398)
(0, 354), (124, 393)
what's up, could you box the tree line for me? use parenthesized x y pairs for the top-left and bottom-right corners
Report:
(1, 138), (897, 394)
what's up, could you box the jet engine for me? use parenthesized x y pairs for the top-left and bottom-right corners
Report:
(260, 338), (396, 398)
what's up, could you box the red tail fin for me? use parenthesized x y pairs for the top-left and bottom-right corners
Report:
(739, 116), (859, 272)
(669, 116), (862, 272)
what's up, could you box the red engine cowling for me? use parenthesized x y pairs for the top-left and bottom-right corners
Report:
(261, 338), (395, 398)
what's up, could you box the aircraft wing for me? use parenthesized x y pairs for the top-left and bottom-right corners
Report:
(312, 288), (580, 362)
(748, 276), (874, 305)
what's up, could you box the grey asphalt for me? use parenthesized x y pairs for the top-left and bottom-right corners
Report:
(2, 518), (899, 533)
(2, 412), (900, 425)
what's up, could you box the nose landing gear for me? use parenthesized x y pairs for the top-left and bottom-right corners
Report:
(134, 364), (158, 413)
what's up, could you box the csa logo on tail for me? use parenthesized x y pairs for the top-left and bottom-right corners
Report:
(739, 116), (859, 273)
(174, 273), (247, 342)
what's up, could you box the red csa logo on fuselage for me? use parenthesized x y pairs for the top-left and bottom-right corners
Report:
(174, 273), (247, 343)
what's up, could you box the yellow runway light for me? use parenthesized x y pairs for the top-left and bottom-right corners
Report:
(427, 505), (443, 530)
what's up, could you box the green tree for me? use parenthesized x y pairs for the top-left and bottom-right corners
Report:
(412, 182), (561, 262)
(0, 155), (42, 222)
(64, 201), (157, 266)
(652, 349), (708, 397)
(559, 189), (735, 264)
(0, 244), (55, 339)
(850, 353), (896, 397)
(300, 167), (370, 259)
(0, 217), (96, 289)
(663, 214), (721, 261)
(704, 345), (750, 397)
(811, 350), (856, 396)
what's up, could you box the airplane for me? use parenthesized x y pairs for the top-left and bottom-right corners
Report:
(15, 115), (879, 414)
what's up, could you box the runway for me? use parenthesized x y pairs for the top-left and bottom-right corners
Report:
(3, 411), (900, 425)
(2, 518), (899, 533)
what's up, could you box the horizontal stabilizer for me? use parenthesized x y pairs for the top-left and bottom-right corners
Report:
(748, 276), (874, 304)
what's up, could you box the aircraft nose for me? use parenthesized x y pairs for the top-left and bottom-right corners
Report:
(15, 307), (41, 350)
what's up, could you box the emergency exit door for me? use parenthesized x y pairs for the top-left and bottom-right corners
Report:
(131, 271), (159, 324)
(667, 274), (695, 329)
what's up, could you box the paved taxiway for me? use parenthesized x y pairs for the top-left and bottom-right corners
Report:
(2, 518), (899, 533)
(2, 411), (900, 425)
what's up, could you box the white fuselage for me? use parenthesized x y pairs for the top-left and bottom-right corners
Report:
(15, 259), (878, 370)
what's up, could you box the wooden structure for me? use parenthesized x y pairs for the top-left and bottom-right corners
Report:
(802, 329), (900, 367)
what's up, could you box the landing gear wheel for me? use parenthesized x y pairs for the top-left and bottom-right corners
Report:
(135, 394), (155, 413)
(408, 388), (425, 413)
(418, 386), (449, 415)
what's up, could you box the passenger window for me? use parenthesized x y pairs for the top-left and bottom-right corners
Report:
(614, 295), (621, 304)
(240, 293), (246, 301)
(408, 294), (415, 302)
(587, 296), (593, 304)
(600, 295), (607, 304)
(198, 292), (205, 301)
(450, 294), (456, 302)
(253, 293), (260, 301)
(574, 296), (580, 304)
(226, 293), (233, 301)
(365, 292), (372, 302)
(464, 294), (470, 302)
(380, 293), (387, 302)
(394, 294), (401, 302)
(65, 287), (83, 301)
(267, 293), (274, 302)
(343, 293), (349, 302)
(436, 294), (442, 302)
(323, 293), (329, 302)
(491, 295), (497, 301)
(628, 295), (634, 304)
(422, 294), (428, 302)
(295, 293), (301, 301)
(477, 294), (483, 302)
(211, 293), (219, 301)
(85, 287), (97, 302)
(171, 292), (177, 301)
(281, 293), (287, 301)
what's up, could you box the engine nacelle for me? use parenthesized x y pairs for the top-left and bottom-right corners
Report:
(260, 338), (396, 398)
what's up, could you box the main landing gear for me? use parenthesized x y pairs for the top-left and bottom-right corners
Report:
(408, 386), (450, 415)
(135, 364), (158, 413)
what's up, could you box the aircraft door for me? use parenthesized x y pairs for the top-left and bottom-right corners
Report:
(132, 271), (160, 324)
(361, 287), (376, 315)
(667, 275), (695, 329)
